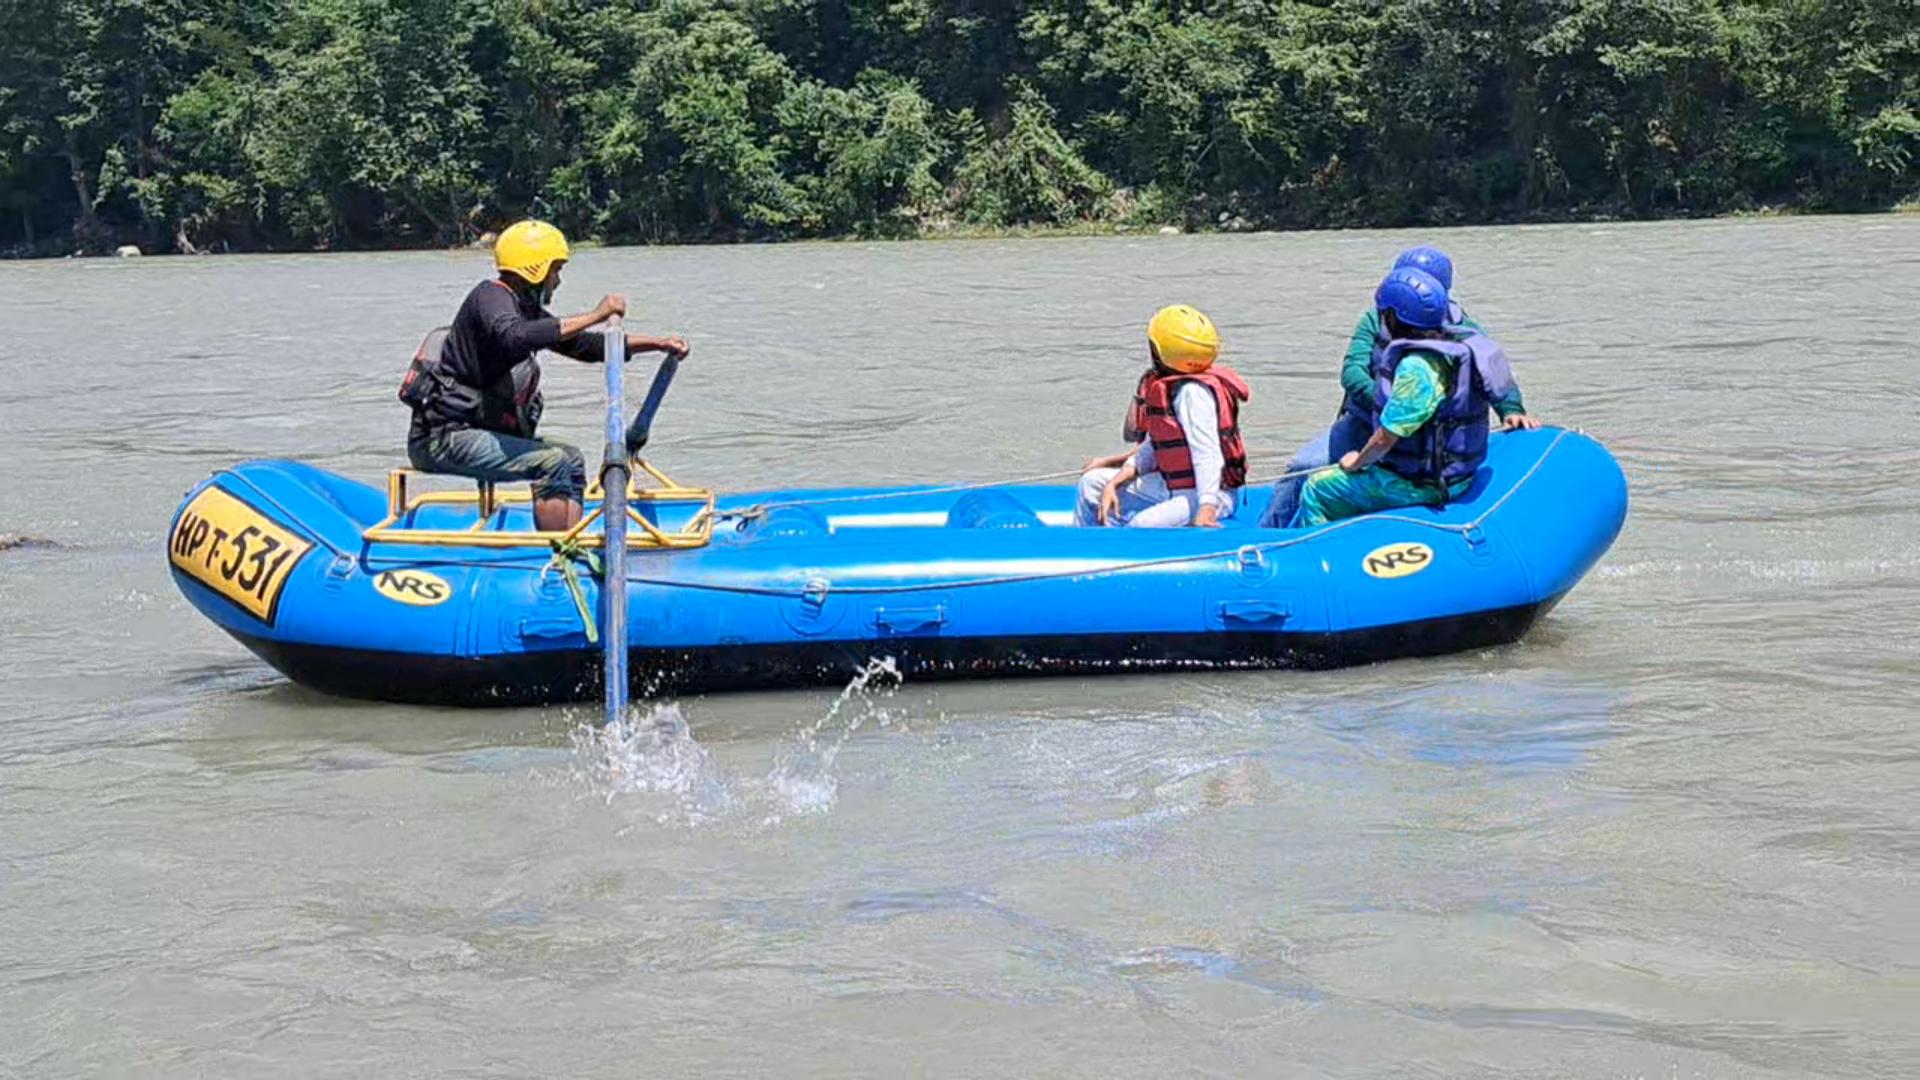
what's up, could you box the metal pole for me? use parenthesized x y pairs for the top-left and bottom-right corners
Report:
(600, 319), (628, 723)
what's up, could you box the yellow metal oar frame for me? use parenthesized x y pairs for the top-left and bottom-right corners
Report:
(363, 462), (714, 550)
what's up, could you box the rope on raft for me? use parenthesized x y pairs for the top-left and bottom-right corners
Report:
(352, 429), (1572, 599)
(225, 456), (1330, 553)
(712, 454), (1331, 522)
(544, 536), (602, 646)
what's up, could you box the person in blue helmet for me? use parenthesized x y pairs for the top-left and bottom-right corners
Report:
(1289, 267), (1539, 528)
(1261, 246), (1531, 526)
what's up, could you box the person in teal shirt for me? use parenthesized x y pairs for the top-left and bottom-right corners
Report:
(1262, 246), (1529, 527)
(1292, 266), (1539, 528)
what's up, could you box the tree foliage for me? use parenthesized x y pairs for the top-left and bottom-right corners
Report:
(2, 0), (1914, 254)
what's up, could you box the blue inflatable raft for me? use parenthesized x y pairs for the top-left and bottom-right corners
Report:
(166, 428), (1626, 705)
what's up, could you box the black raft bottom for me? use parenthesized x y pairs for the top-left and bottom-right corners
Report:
(233, 597), (1562, 707)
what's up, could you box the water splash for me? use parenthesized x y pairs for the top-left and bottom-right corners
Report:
(764, 657), (901, 820)
(568, 656), (902, 828)
(570, 700), (734, 825)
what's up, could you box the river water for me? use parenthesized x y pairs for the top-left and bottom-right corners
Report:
(3, 217), (1917, 1077)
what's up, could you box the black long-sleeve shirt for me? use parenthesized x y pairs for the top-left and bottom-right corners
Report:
(447, 278), (603, 385)
(409, 279), (603, 442)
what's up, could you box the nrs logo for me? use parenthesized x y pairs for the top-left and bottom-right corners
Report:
(373, 568), (452, 606)
(1362, 542), (1434, 579)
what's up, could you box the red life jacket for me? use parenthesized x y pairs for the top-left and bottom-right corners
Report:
(1122, 365), (1251, 491)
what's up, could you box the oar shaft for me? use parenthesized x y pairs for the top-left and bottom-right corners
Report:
(625, 354), (681, 455)
(601, 321), (629, 722)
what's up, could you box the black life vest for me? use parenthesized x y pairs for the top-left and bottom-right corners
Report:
(398, 325), (544, 437)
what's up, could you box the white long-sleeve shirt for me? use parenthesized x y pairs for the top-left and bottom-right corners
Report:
(1131, 381), (1233, 513)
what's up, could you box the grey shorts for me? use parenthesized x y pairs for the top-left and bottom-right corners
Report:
(408, 428), (586, 502)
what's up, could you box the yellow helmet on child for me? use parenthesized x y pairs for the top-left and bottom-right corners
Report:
(1147, 304), (1221, 373)
(493, 220), (571, 285)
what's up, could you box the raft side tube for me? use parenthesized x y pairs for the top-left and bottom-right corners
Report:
(228, 597), (1556, 706)
(167, 428), (1626, 703)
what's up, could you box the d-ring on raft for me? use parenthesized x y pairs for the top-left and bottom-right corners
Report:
(164, 427), (1627, 706)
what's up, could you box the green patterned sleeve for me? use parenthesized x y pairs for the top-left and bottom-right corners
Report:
(1380, 354), (1446, 438)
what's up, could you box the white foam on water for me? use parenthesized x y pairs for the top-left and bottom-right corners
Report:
(568, 657), (903, 828)
(1597, 550), (1920, 584)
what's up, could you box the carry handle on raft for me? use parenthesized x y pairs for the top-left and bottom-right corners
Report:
(600, 318), (630, 722)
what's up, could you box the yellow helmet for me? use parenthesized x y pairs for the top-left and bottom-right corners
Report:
(493, 220), (571, 286)
(1147, 304), (1220, 373)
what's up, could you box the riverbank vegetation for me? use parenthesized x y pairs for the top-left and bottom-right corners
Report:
(2, 0), (1915, 256)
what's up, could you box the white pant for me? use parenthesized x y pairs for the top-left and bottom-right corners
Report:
(1074, 468), (1230, 528)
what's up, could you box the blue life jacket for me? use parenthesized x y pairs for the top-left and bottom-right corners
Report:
(1342, 301), (1472, 423)
(1370, 331), (1516, 491)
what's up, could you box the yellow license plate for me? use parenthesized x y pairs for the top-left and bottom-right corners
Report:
(169, 487), (315, 624)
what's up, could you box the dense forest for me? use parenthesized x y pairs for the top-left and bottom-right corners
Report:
(1, 0), (1915, 256)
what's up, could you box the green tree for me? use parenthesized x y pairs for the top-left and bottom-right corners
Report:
(2, 0), (1916, 253)
(953, 81), (1109, 226)
(1767, 0), (1920, 201)
(250, 0), (491, 246)
(784, 71), (952, 235)
(582, 0), (805, 238)
(0, 0), (68, 249)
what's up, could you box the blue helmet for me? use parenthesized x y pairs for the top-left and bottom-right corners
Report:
(1393, 246), (1454, 292)
(1375, 267), (1451, 331)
